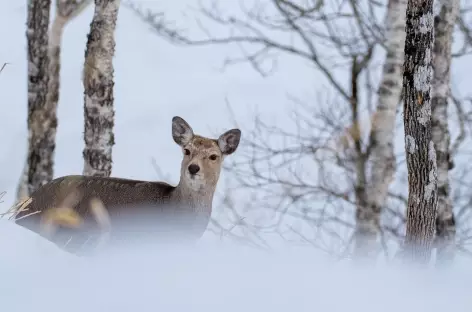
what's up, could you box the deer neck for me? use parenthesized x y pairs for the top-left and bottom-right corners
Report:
(173, 180), (215, 213)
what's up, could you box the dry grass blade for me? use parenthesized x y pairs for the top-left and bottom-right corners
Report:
(0, 196), (39, 221)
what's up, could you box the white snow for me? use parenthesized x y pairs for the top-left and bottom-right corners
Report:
(0, 219), (77, 262)
(0, 220), (471, 312)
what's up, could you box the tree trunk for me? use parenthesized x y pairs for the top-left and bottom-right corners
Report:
(353, 0), (407, 260)
(431, 0), (458, 265)
(16, 160), (29, 202)
(17, 0), (92, 202)
(25, 0), (53, 196)
(401, 0), (437, 264)
(56, 0), (92, 18)
(82, 0), (119, 177)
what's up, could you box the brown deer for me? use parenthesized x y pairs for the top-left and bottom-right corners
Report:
(14, 116), (241, 255)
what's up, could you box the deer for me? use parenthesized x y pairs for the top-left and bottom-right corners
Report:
(14, 116), (241, 255)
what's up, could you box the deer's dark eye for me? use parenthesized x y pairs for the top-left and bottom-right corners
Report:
(184, 149), (191, 156)
(209, 154), (218, 161)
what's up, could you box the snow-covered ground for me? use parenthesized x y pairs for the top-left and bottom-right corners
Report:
(0, 220), (471, 312)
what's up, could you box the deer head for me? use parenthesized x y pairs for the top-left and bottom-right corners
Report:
(172, 116), (241, 193)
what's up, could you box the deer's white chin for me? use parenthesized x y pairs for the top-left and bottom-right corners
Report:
(184, 174), (206, 190)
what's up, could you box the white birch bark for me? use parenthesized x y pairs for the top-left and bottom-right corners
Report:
(82, 0), (120, 177)
(48, 0), (93, 129)
(25, 0), (53, 196)
(352, 0), (407, 259)
(16, 0), (92, 202)
(431, 0), (459, 265)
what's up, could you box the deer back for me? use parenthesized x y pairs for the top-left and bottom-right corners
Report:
(16, 175), (174, 218)
(14, 175), (208, 254)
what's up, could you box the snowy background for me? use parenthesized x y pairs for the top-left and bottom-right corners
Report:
(0, 0), (309, 200)
(1, 1), (472, 309)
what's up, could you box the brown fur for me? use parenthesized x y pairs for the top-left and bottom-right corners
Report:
(14, 116), (241, 255)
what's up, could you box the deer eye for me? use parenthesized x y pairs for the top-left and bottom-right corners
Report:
(184, 149), (191, 156)
(209, 154), (218, 161)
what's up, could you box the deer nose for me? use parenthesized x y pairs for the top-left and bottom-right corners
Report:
(188, 164), (200, 175)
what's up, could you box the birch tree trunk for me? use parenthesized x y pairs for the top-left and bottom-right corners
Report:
(17, 0), (92, 202)
(48, 0), (93, 136)
(25, 0), (53, 196)
(401, 0), (438, 264)
(82, 0), (119, 177)
(353, 0), (407, 260)
(431, 0), (459, 265)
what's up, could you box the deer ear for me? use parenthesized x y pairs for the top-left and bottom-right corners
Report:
(172, 116), (194, 146)
(218, 129), (241, 155)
